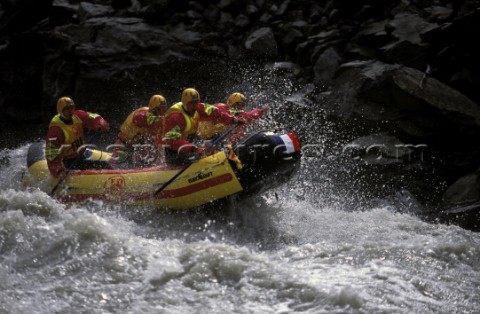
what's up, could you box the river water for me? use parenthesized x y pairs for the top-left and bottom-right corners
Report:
(1, 62), (479, 313)
(1, 140), (479, 314)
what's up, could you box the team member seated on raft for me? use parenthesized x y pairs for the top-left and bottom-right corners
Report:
(197, 92), (270, 144)
(162, 88), (244, 165)
(45, 96), (111, 180)
(111, 94), (168, 167)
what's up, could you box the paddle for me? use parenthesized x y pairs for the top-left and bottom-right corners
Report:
(49, 133), (98, 196)
(154, 123), (239, 197)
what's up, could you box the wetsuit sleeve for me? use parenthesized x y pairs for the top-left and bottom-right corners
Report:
(197, 103), (235, 124)
(75, 110), (109, 131)
(162, 112), (194, 152)
(133, 110), (162, 140)
(132, 110), (148, 128)
(237, 108), (263, 125)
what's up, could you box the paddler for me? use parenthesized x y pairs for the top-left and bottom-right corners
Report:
(162, 88), (244, 165)
(110, 94), (168, 167)
(45, 96), (110, 180)
(197, 92), (270, 144)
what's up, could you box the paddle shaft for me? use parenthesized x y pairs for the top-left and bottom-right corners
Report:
(154, 123), (239, 197)
(49, 133), (98, 196)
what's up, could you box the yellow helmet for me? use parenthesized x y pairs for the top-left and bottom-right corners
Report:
(227, 92), (247, 107)
(148, 94), (167, 109)
(56, 96), (75, 114)
(181, 88), (200, 106)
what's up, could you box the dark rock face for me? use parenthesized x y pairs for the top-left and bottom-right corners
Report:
(1, 0), (480, 229)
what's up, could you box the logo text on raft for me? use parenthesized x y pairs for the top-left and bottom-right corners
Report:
(103, 175), (126, 194)
(188, 172), (213, 184)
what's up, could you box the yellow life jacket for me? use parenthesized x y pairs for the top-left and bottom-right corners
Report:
(46, 114), (84, 160)
(164, 102), (199, 140)
(119, 107), (162, 142)
(197, 121), (228, 140)
(197, 106), (239, 139)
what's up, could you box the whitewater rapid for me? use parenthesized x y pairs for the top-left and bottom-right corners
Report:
(1, 144), (479, 314)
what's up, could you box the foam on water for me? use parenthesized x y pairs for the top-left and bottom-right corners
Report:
(0, 144), (29, 191)
(1, 139), (480, 313)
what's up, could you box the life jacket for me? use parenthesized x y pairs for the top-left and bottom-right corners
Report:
(164, 102), (199, 140)
(47, 114), (84, 160)
(197, 121), (228, 140)
(119, 107), (163, 142)
(197, 106), (241, 139)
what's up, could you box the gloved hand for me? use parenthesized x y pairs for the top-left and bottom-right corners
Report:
(233, 116), (245, 125)
(202, 140), (216, 156)
(261, 104), (270, 113)
(94, 120), (110, 132)
(194, 145), (206, 156)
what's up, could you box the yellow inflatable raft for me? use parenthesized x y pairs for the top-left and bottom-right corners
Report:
(23, 131), (301, 209)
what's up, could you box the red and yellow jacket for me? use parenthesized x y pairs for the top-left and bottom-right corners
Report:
(197, 103), (264, 143)
(118, 107), (164, 144)
(45, 110), (108, 178)
(163, 102), (235, 152)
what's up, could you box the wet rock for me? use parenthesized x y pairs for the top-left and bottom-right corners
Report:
(420, 8), (480, 104)
(391, 66), (480, 126)
(78, 2), (115, 22)
(264, 61), (301, 77)
(233, 14), (250, 28)
(342, 133), (414, 165)
(313, 47), (342, 83)
(353, 20), (390, 48)
(424, 5), (453, 22)
(442, 170), (480, 205)
(244, 27), (278, 59)
(380, 40), (428, 69)
(371, 189), (426, 216)
(439, 169), (480, 231)
(386, 12), (438, 44)
(330, 60), (480, 134)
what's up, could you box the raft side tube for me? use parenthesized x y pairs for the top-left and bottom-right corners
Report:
(232, 130), (302, 195)
(27, 141), (46, 168)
